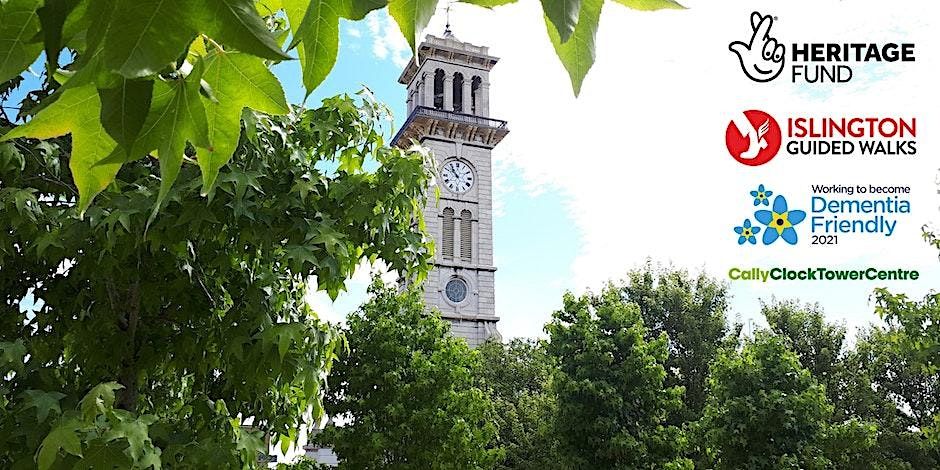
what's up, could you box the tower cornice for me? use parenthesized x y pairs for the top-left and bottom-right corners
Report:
(398, 35), (500, 86)
(392, 107), (509, 149)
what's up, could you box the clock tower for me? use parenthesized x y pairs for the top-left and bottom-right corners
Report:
(392, 31), (508, 347)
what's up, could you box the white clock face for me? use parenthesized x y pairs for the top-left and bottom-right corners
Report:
(441, 160), (474, 193)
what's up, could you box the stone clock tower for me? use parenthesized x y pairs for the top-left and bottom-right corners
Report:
(391, 31), (508, 347)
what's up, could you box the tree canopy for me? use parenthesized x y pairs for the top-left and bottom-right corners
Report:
(0, 88), (433, 468)
(316, 280), (499, 469)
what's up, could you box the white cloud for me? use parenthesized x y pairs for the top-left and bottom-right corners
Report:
(365, 10), (412, 68)
(419, 0), (940, 337)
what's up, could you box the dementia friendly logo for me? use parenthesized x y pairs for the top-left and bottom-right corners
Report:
(729, 12), (785, 82)
(725, 110), (781, 166)
(733, 184), (806, 245)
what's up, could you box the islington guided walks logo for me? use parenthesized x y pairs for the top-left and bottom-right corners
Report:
(725, 110), (917, 165)
(728, 11), (916, 84)
(725, 110), (782, 166)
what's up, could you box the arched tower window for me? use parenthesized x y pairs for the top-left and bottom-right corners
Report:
(433, 69), (445, 109)
(460, 209), (472, 261)
(453, 73), (464, 113)
(442, 207), (455, 259)
(470, 76), (482, 115)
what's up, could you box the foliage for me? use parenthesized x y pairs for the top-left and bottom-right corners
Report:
(476, 339), (562, 470)
(618, 263), (736, 423)
(761, 300), (846, 407)
(0, 88), (433, 468)
(316, 280), (499, 469)
(0, 0), (684, 213)
(545, 286), (692, 469)
(698, 333), (833, 469)
(873, 290), (940, 456)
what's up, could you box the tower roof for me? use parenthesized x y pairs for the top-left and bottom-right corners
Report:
(397, 35), (499, 85)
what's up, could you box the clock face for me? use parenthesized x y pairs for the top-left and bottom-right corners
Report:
(441, 160), (474, 194)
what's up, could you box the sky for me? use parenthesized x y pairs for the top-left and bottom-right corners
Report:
(297, 0), (940, 341)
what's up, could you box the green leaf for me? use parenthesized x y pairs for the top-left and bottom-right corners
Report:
(0, 340), (27, 372)
(196, 50), (288, 193)
(20, 390), (66, 423)
(98, 78), (154, 153)
(35, 0), (82, 72)
(388, 0), (439, 54)
(541, 0), (580, 44)
(0, 0), (43, 83)
(0, 84), (120, 215)
(100, 0), (198, 78)
(79, 382), (123, 422)
(132, 60), (210, 212)
(458, 0), (517, 8)
(192, 0), (291, 60)
(545, 0), (602, 96)
(340, 0), (388, 20)
(72, 443), (132, 470)
(612, 0), (685, 10)
(284, 0), (341, 93)
(37, 418), (84, 470)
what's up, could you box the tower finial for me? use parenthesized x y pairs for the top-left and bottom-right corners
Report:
(443, 2), (454, 38)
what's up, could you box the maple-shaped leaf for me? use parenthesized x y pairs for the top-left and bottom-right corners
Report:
(0, 0), (43, 83)
(541, 0), (581, 44)
(130, 59), (211, 212)
(20, 389), (66, 423)
(0, 84), (120, 215)
(196, 50), (288, 193)
(545, 0), (602, 96)
(37, 417), (85, 470)
(193, 0), (291, 61)
(284, 0), (342, 93)
(388, 0), (439, 54)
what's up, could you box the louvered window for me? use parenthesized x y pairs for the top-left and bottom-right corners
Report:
(460, 210), (472, 261)
(442, 208), (455, 259)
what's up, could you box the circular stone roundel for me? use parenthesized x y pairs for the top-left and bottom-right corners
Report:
(445, 278), (468, 303)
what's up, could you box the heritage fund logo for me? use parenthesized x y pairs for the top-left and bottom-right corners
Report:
(729, 11), (916, 84)
(726, 110), (917, 165)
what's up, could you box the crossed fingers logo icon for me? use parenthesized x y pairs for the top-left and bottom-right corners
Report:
(730, 12), (786, 82)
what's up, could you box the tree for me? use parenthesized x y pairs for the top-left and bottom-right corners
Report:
(760, 300), (922, 469)
(476, 339), (562, 470)
(761, 300), (846, 410)
(316, 280), (499, 469)
(0, 0), (684, 214)
(698, 333), (834, 469)
(0, 89), (433, 468)
(871, 290), (940, 460)
(545, 287), (692, 470)
(618, 263), (736, 423)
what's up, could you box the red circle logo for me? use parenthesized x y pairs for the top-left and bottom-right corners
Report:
(725, 110), (782, 166)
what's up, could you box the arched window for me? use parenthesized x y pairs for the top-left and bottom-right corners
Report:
(453, 72), (464, 113)
(470, 76), (482, 115)
(433, 69), (445, 109)
(442, 208), (455, 259)
(460, 209), (472, 261)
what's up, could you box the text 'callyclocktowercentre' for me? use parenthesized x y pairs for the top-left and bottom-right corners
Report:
(391, 31), (508, 347)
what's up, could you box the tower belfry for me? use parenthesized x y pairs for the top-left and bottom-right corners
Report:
(392, 33), (508, 347)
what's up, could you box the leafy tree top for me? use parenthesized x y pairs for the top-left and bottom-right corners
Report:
(0, 89), (433, 469)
